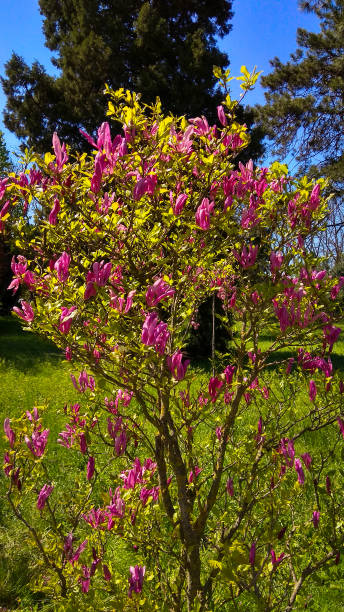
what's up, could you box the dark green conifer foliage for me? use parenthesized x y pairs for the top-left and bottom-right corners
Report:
(0, 131), (12, 175)
(1, 0), (239, 152)
(257, 0), (344, 196)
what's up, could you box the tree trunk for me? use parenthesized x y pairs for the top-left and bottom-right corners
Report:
(186, 541), (202, 611)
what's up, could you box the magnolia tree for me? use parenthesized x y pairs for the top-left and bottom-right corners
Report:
(2, 69), (344, 610)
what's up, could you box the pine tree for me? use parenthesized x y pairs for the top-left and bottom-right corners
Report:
(257, 0), (344, 194)
(1, 0), (239, 152)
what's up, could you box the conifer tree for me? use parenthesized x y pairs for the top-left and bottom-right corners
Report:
(257, 0), (344, 194)
(0, 130), (12, 175)
(1, 0), (238, 152)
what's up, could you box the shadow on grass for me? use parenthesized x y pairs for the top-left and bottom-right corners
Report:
(0, 316), (63, 371)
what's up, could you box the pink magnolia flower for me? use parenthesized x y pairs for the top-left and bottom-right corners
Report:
(189, 115), (210, 135)
(37, 484), (54, 510)
(133, 174), (157, 201)
(49, 198), (60, 225)
(107, 487), (125, 524)
(25, 428), (49, 457)
(114, 430), (127, 456)
(331, 277), (344, 300)
(233, 244), (258, 269)
(226, 478), (234, 497)
(64, 532), (73, 556)
(294, 458), (305, 485)
(270, 549), (285, 568)
(52, 132), (68, 172)
(261, 386), (269, 399)
(287, 439), (295, 462)
(309, 183), (320, 210)
(26, 407), (39, 422)
(64, 532), (74, 556)
(301, 453), (312, 471)
(141, 312), (159, 346)
(71, 370), (95, 393)
(188, 466), (202, 483)
(54, 252), (71, 282)
(79, 433), (87, 454)
(0, 200), (10, 225)
(167, 351), (190, 381)
(258, 417), (263, 435)
(251, 291), (260, 305)
(5, 462), (21, 489)
(80, 121), (113, 152)
(91, 260), (112, 286)
(309, 380), (317, 402)
(121, 458), (145, 489)
(91, 152), (106, 193)
(215, 426), (222, 441)
(110, 290), (135, 313)
(82, 507), (107, 528)
(217, 105), (227, 126)
(195, 198), (215, 230)
(241, 207), (259, 229)
(103, 564), (112, 581)
(279, 438), (294, 467)
(277, 527), (287, 540)
(114, 389), (133, 410)
(312, 510), (320, 528)
(4, 453), (15, 476)
(0, 177), (8, 200)
(59, 306), (77, 334)
(84, 260), (112, 299)
(337, 416), (344, 439)
(323, 325), (341, 353)
(225, 132), (243, 150)
(84, 281), (97, 300)
(8, 256), (35, 294)
(79, 566), (91, 593)
(273, 301), (290, 333)
(224, 364), (236, 385)
(208, 377), (224, 402)
(171, 192), (188, 215)
(244, 392), (251, 405)
(249, 542), (256, 566)
(141, 312), (170, 355)
(58, 422), (77, 449)
(270, 251), (283, 273)
(146, 278), (175, 307)
(128, 565), (145, 598)
(87, 456), (95, 480)
(140, 486), (160, 506)
(65, 536), (88, 565)
(4, 418), (15, 448)
(286, 358), (295, 375)
(13, 300), (34, 322)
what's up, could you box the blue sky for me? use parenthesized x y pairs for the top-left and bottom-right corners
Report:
(0, 0), (320, 156)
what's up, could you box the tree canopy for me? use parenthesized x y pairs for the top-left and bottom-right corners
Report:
(1, 0), (237, 152)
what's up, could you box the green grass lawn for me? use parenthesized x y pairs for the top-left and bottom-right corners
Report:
(0, 315), (80, 414)
(0, 317), (86, 609)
